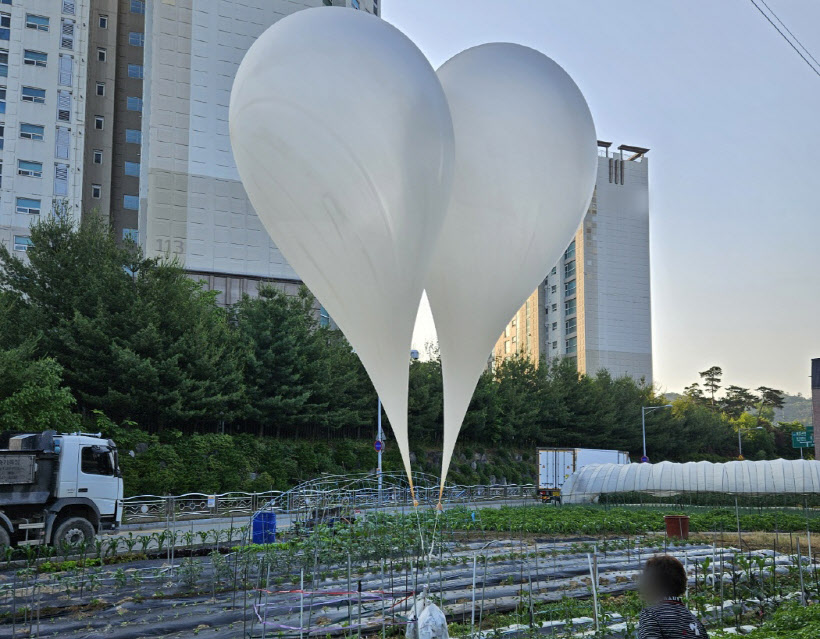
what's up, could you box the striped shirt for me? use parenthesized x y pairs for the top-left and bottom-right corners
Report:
(639, 600), (708, 638)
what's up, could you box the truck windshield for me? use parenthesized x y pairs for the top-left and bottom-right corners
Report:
(81, 446), (114, 476)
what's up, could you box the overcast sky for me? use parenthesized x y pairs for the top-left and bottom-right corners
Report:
(389, 0), (820, 397)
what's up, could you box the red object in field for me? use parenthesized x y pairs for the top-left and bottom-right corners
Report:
(664, 515), (690, 539)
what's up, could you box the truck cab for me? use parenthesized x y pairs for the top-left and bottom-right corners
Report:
(0, 431), (124, 548)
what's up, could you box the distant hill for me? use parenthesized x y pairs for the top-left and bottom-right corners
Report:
(661, 391), (812, 427)
(775, 394), (813, 426)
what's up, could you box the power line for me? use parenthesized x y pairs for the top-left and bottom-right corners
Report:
(748, 0), (820, 78)
(758, 0), (820, 70)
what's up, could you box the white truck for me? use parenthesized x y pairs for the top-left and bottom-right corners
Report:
(537, 447), (630, 503)
(0, 430), (123, 548)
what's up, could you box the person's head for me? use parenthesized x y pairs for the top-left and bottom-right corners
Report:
(640, 555), (687, 603)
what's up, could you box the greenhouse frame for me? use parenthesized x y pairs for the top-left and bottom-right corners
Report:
(562, 459), (820, 503)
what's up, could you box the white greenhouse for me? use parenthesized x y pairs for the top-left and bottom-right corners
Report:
(561, 459), (820, 504)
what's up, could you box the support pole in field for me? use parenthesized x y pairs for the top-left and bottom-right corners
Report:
(797, 539), (806, 606)
(300, 569), (304, 639)
(735, 497), (742, 550)
(587, 552), (599, 633)
(470, 554), (477, 637)
(381, 559), (386, 639)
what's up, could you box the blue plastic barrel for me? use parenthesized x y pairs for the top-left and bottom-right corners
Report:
(252, 511), (277, 544)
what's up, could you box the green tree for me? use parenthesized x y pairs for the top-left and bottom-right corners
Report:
(0, 341), (78, 431)
(233, 287), (316, 437)
(721, 385), (758, 418)
(699, 366), (723, 406)
(0, 215), (244, 432)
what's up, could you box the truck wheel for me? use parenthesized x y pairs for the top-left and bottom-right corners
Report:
(0, 526), (9, 549)
(52, 517), (95, 549)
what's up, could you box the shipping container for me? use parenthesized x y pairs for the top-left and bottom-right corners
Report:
(536, 447), (630, 502)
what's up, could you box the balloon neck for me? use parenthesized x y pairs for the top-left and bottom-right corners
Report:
(436, 502), (443, 511)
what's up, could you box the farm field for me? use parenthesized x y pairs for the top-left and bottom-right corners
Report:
(2, 505), (819, 638)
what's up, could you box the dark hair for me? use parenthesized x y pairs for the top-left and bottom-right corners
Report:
(643, 555), (687, 597)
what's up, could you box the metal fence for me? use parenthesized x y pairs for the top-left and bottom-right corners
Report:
(121, 478), (537, 524)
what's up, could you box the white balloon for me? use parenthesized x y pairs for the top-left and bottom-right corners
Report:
(426, 44), (597, 497)
(229, 7), (454, 493)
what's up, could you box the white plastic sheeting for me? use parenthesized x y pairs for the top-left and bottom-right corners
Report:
(229, 8), (454, 493)
(427, 44), (597, 497)
(562, 460), (820, 503)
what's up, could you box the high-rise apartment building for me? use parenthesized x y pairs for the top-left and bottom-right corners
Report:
(2, 0), (376, 316)
(82, 0), (146, 241)
(0, 0), (90, 253)
(137, 0), (378, 306)
(493, 142), (653, 384)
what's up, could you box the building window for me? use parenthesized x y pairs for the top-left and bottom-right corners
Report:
(16, 197), (41, 215)
(0, 13), (9, 40)
(552, 322), (557, 330)
(60, 18), (75, 49)
(551, 266), (557, 275)
(24, 50), (48, 68)
(97, 47), (106, 62)
(94, 82), (104, 96)
(18, 160), (43, 178)
(504, 341), (511, 354)
(98, 15), (108, 29)
(551, 341), (558, 350)
(130, 0), (146, 14)
(0, 123), (3, 149)
(92, 149), (103, 164)
(550, 285), (557, 294)
(124, 161), (140, 176)
(0, 87), (5, 113)
(123, 228), (139, 242)
(127, 63), (143, 79)
(0, 50), (7, 77)
(55, 126), (69, 159)
(564, 260), (576, 278)
(566, 336), (577, 354)
(91, 184), (101, 199)
(565, 298), (576, 316)
(564, 240), (576, 260)
(22, 87), (46, 104)
(58, 54), (73, 86)
(62, 0), (76, 16)
(20, 123), (45, 141)
(14, 236), (33, 252)
(128, 32), (145, 47)
(123, 194), (139, 210)
(57, 90), (71, 121)
(551, 303), (557, 312)
(565, 279), (576, 297)
(26, 14), (50, 31)
(94, 115), (104, 129)
(125, 128), (142, 144)
(126, 96), (143, 112)
(54, 163), (68, 196)
(565, 317), (577, 333)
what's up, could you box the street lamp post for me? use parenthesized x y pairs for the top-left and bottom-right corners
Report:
(641, 404), (673, 462)
(737, 427), (764, 460)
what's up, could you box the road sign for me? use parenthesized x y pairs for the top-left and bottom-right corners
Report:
(640, 455), (649, 463)
(792, 427), (814, 449)
(374, 440), (384, 453)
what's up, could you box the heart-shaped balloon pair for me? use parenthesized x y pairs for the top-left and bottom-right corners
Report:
(229, 7), (597, 503)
